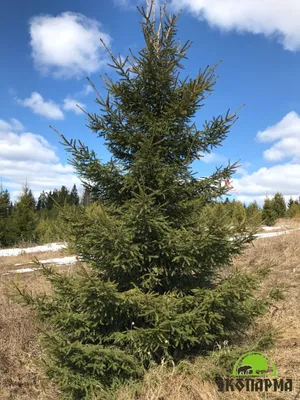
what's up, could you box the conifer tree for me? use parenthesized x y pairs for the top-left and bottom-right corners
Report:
(272, 192), (286, 218)
(287, 202), (300, 218)
(262, 197), (277, 226)
(69, 184), (80, 206)
(37, 190), (47, 211)
(232, 201), (246, 225)
(57, 185), (70, 206)
(0, 185), (14, 246)
(246, 200), (262, 228)
(46, 190), (54, 210)
(287, 197), (294, 211)
(13, 184), (37, 242)
(0, 185), (11, 218)
(18, 3), (269, 397)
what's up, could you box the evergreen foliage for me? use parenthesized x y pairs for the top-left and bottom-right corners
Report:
(231, 201), (247, 226)
(69, 184), (80, 206)
(37, 190), (48, 211)
(0, 183), (81, 247)
(272, 192), (286, 218)
(262, 198), (277, 226)
(246, 201), (262, 227)
(12, 185), (37, 243)
(15, 4), (271, 397)
(0, 185), (14, 246)
(287, 202), (300, 218)
(287, 197), (294, 211)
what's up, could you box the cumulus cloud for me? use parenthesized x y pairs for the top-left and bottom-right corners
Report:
(0, 119), (57, 162)
(63, 97), (86, 115)
(256, 112), (300, 162)
(233, 163), (300, 204)
(170, 0), (300, 52)
(200, 152), (226, 163)
(0, 118), (80, 198)
(29, 12), (112, 79)
(10, 118), (24, 132)
(18, 92), (64, 120)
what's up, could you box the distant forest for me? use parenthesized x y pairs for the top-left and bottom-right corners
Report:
(0, 184), (299, 248)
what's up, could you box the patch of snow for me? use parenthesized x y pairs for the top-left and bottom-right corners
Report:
(254, 228), (300, 239)
(4, 256), (78, 275)
(14, 256), (77, 267)
(13, 267), (39, 273)
(2, 228), (300, 275)
(0, 242), (67, 257)
(262, 226), (282, 231)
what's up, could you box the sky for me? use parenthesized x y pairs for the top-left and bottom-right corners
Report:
(1, 0), (300, 204)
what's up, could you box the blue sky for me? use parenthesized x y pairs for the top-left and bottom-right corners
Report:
(1, 0), (300, 204)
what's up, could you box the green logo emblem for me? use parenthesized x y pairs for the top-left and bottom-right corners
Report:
(232, 352), (277, 377)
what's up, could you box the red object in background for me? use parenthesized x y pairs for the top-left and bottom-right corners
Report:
(225, 178), (238, 194)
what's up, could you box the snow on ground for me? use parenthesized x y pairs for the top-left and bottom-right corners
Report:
(2, 227), (300, 275)
(0, 242), (67, 257)
(14, 256), (77, 267)
(1, 256), (78, 276)
(254, 228), (300, 239)
(262, 226), (283, 231)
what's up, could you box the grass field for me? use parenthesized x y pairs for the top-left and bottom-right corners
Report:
(0, 221), (300, 399)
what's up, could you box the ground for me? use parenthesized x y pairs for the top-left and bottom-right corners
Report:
(0, 219), (300, 399)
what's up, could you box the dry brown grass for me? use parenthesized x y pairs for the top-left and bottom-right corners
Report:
(258, 217), (300, 233)
(0, 274), (58, 399)
(0, 228), (300, 399)
(0, 263), (79, 399)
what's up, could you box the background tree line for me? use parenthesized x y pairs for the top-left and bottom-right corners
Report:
(0, 182), (299, 248)
(0, 183), (92, 247)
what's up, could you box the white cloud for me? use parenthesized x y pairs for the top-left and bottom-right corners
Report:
(235, 161), (251, 177)
(256, 112), (300, 162)
(233, 163), (300, 204)
(0, 118), (80, 199)
(18, 92), (64, 120)
(10, 118), (24, 132)
(201, 152), (226, 163)
(81, 84), (93, 96)
(114, 0), (161, 14)
(115, 0), (132, 7)
(63, 97), (86, 115)
(29, 12), (112, 79)
(170, 0), (300, 52)
(0, 119), (57, 162)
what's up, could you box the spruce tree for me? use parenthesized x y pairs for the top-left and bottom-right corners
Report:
(0, 186), (11, 218)
(262, 197), (277, 226)
(46, 190), (54, 210)
(287, 202), (300, 218)
(69, 184), (80, 206)
(0, 185), (14, 246)
(18, 4), (269, 397)
(246, 200), (262, 228)
(287, 197), (294, 211)
(37, 190), (47, 211)
(57, 185), (70, 206)
(13, 184), (37, 243)
(232, 201), (246, 226)
(272, 192), (286, 218)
